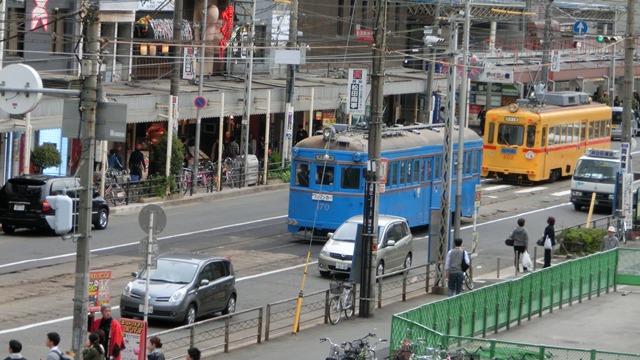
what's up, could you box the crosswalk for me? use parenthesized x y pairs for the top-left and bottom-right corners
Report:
(480, 182), (570, 198)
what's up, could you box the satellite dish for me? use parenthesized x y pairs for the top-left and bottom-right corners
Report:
(0, 64), (43, 115)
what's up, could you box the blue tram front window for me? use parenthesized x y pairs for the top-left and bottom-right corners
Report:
(497, 124), (524, 146)
(316, 166), (334, 185)
(341, 168), (361, 189)
(295, 163), (310, 187)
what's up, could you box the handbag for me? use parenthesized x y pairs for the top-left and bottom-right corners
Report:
(544, 235), (553, 250)
(536, 237), (545, 247)
(505, 238), (514, 246)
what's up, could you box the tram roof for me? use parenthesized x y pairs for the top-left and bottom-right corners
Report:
(294, 125), (482, 153)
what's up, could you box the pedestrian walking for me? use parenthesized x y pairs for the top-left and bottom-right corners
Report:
(510, 218), (529, 272)
(542, 216), (555, 268)
(89, 304), (125, 360)
(444, 238), (470, 297)
(601, 226), (620, 251)
(43, 333), (61, 360)
(82, 333), (104, 360)
(6, 340), (26, 360)
(146, 337), (164, 360)
(186, 348), (200, 360)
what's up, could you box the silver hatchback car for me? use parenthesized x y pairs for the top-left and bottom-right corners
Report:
(318, 215), (414, 277)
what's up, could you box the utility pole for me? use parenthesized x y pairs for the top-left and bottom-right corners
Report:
(541, 0), (553, 86)
(240, 0), (256, 187)
(621, 0), (635, 146)
(167, 0), (184, 185)
(72, 2), (99, 358)
(437, 15), (458, 291)
(423, 0), (441, 124)
(192, 0), (208, 194)
(454, 0), (470, 239)
(360, 0), (386, 318)
(284, 0), (299, 161)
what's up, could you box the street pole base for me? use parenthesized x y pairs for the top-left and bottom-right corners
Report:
(431, 286), (448, 295)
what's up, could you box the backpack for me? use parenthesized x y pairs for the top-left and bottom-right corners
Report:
(53, 350), (73, 360)
(460, 250), (470, 272)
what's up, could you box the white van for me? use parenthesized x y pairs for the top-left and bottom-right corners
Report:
(611, 107), (639, 140)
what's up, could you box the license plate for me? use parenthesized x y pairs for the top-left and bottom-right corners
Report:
(312, 193), (333, 202)
(336, 262), (349, 270)
(13, 204), (25, 211)
(139, 305), (153, 314)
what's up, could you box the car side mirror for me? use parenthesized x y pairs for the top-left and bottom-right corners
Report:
(327, 232), (334, 239)
(387, 240), (396, 247)
(93, 190), (100, 198)
(131, 272), (138, 278)
(200, 279), (210, 287)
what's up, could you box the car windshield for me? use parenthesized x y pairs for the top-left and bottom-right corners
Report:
(139, 259), (198, 284)
(573, 159), (619, 183)
(332, 222), (382, 242)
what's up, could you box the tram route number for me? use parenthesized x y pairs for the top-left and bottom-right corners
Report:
(312, 193), (333, 202)
(503, 154), (514, 160)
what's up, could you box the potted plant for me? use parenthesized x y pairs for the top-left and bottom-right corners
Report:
(31, 144), (61, 174)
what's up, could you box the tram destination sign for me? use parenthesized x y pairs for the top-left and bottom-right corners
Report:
(504, 116), (519, 122)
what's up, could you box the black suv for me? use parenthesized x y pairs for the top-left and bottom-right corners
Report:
(0, 175), (109, 234)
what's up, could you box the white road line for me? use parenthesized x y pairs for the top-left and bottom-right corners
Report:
(0, 215), (288, 270)
(0, 203), (574, 334)
(482, 185), (512, 191)
(551, 190), (571, 197)
(514, 187), (547, 194)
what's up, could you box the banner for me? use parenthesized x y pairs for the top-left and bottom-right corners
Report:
(88, 271), (111, 312)
(120, 318), (147, 360)
(347, 69), (367, 114)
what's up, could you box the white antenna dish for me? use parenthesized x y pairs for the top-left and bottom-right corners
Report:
(0, 64), (43, 115)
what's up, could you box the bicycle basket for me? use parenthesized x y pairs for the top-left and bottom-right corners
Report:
(329, 282), (342, 294)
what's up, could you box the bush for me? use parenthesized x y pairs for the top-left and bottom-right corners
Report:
(149, 134), (184, 177)
(32, 144), (61, 173)
(268, 151), (282, 169)
(268, 168), (291, 182)
(561, 227), (606, 254)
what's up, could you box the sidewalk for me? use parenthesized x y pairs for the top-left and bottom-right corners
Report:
(109, 182), (290, 216)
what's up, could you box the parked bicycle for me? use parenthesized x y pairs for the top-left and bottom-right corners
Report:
(103, 169), (128, 206)
(321, 333), (387, 360)
(328, 278), (356, 325)
(320, 337), (347, 360)
(179, 161), (215, 194)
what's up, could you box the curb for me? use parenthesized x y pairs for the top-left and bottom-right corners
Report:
(110, 183), (290, 216)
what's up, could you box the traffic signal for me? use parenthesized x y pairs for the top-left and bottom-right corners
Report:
(597, 35), (622, 43)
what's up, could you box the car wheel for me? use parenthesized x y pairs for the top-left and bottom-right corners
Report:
(94, 208), (108, 230)
(222, 295), (236, 315)
(184, 304), (197, 325)
(403, 253), (412, 269)
(376, 261), (385, 276)
(574, 204), (582, 211)
(2, 224), (15, 235)
(319, 269), (331, 278)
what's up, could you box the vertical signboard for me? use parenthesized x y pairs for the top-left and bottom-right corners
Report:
(550, 50), (560, 73)
(348, 69), (367, 114)
(120, 318), (148, 360)
(183, 48), (196, 80)
(88, 271), (111, 312)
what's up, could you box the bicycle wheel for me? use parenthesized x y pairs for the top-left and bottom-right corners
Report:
(328, 296), (342, 325)
(104, 186), (117, 206)
(111, 185), (126, 206)
(225, 170), (235, 188)
(464, 272), (474, 290)
(343, 289), (355, 319)
(180, 174), (189, 195)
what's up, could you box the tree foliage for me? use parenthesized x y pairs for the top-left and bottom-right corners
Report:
(31, 144), (61, 173)
(149, 134), (184, 176)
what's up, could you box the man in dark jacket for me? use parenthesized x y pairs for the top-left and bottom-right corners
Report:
(129, 144), (146, 181)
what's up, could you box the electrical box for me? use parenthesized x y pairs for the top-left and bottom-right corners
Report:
(46, 195), (73, 235)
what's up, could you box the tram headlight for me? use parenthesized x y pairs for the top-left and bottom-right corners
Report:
(323, 126), (336, 142)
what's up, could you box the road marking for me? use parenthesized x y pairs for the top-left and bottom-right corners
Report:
(482, 185), (512, 191)
(551, 190), (571, 197)
(0, 203), (574, 334)
(514, 187), (547, 194)
(0, 215), (289, 270)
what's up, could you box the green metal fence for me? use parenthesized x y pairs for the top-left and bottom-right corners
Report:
(390, 248), (640, 360)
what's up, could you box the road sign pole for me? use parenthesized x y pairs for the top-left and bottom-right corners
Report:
(144, 212), (154, 323)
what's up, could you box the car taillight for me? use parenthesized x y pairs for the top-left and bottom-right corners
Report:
(42, 200), (52, 212)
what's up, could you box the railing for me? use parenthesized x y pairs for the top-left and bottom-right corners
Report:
(389, 249), (640, 360)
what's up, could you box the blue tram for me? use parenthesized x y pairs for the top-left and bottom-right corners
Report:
(287, 124), (483, 234)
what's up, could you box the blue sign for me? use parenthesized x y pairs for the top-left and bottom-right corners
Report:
(194, 96), (206, 109)
(573, 21), (588, 34)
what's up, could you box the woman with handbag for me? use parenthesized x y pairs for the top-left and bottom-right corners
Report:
(510, 218), (529, 272)
(542, 216), (556, 268)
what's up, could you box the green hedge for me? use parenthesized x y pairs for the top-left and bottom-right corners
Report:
(561, 227), (606, 254)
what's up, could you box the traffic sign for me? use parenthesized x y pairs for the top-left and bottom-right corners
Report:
(573, 21), (587, 34)
(138, 236), (159, 257)
(138, 204), (167, 234)
(474, 185), (481, 208)
(194, 96), (207, 109)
